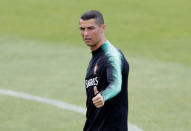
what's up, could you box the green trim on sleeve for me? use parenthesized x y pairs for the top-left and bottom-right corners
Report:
(100, 41), (122, 102)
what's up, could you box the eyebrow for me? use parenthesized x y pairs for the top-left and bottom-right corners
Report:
(88, 26), (95, 29)
(80, 26), (95, 30)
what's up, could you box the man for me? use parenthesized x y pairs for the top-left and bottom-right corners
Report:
(79, 10), (129, 131)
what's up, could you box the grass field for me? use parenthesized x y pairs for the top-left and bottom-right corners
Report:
(0, 0), (191, 131)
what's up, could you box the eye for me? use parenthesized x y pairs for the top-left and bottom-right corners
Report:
(80, 27), (85, 31)
(88, 26), (95, 30)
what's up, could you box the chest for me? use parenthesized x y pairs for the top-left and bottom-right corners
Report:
(85, 57), (106, 89)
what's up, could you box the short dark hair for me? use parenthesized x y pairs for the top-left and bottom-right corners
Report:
(80, 10), (104, 26)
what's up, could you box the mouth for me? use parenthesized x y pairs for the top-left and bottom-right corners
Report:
(84, 38), (92, 42)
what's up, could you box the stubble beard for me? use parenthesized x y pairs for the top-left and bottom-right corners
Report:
(89, 40), (101, 51)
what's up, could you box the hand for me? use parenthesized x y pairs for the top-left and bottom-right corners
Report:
(92, 86), (104, 108)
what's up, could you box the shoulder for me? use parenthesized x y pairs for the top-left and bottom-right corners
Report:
(100, 42), (122, 69)
(102, 42), (122, 62)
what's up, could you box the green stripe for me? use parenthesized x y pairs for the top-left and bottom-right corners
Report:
(100, 41), (122, 102)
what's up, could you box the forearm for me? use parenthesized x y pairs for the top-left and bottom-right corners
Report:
(101, 79), (122, 102)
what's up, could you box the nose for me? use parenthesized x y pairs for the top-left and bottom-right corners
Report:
(84, 29), (88, 36)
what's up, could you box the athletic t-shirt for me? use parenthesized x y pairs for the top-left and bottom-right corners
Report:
(83, 41), (129, 131)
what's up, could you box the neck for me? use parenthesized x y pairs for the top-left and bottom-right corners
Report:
(90, 38), (107, 51)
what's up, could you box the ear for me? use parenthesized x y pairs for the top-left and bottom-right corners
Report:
(100, 24), (106, 33)
(102, 24), (106, 30)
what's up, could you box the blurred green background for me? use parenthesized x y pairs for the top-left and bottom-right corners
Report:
(0, 0), (190, 130)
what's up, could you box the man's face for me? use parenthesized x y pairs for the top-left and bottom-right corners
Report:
(79, 19), (105, 47)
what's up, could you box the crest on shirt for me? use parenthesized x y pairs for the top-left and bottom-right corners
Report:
(94, 64), (98, 75)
